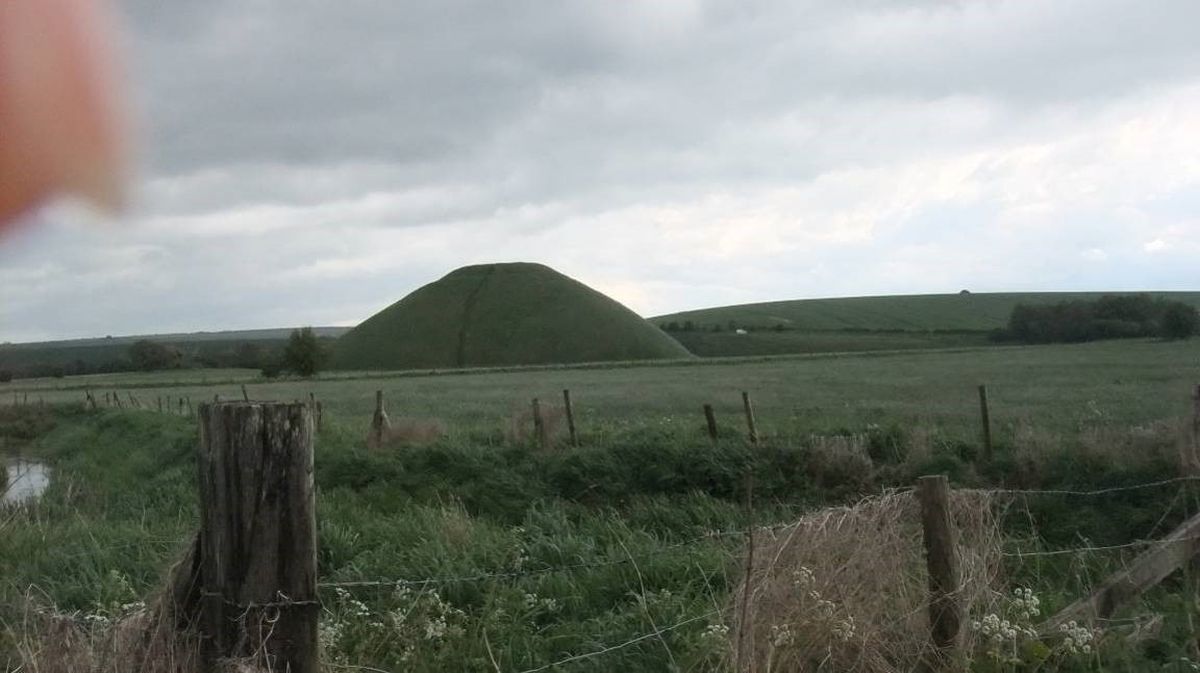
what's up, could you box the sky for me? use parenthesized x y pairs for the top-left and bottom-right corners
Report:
(2, 0), (1199, 342)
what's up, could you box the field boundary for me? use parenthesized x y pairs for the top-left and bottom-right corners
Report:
(1, 341), (1060, 395)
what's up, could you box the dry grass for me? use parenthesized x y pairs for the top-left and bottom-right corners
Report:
(805, 435), (874, 489)
(4, 594), (201, 673)
(506, 404), (566, 448)
(365, 416), (446, 449)
(729, 489), (1003, 673)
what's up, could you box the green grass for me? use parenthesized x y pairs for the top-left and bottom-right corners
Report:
(7, 338), (1200, 670)
(10, 338), (1200, 441)
(654, 291), (1200, 332)
(4, 397), (1200, 671)
(667, 329), (990, 357)
(332, 262), (692, 370)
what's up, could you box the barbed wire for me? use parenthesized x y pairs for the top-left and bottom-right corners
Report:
(969, 475), (1200, 498)
(1002, 533), (1200, 558)
(513, 610), (720, 673)
(316, 519), (809, 592)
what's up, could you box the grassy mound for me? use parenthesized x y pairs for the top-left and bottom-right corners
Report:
(333, 263), (691, 370)
(654, 291), (1200, 332)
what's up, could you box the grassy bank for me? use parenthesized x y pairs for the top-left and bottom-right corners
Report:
(4, 397), (1200, 670)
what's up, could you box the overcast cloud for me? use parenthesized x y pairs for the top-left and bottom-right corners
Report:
(2, 0), (1199, 341)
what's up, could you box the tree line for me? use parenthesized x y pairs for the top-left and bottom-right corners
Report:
(0, 328), (330, 382)
(993, 294), (1199, 344)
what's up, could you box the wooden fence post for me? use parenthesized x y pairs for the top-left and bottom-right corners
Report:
(978, 385), (993, 462)
(703, 404), (718, 442)
(917, 475), (962, 669)
(197, 402), (317, 673)
(1191, 384), (1200, 459)
(742, 391), (759, 445)
(532, 397), (549, 450)
(563, 389), (578, 447)
(369, 390), (390, 448)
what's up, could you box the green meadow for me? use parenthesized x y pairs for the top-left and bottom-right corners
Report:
(5, 337), (1200, 671)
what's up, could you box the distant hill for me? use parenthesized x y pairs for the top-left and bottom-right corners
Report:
(332, 263), (691, 370)
(1, 326), (350, 350)
(653, 292), (1200, 333)
(0, 327), (350, 378)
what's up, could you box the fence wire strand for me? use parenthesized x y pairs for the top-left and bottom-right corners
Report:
(971, 475), (1200, 498)
(513, 610), (720, 673)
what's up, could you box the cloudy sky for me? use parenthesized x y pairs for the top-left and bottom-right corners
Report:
(2, 0), (1199, 342)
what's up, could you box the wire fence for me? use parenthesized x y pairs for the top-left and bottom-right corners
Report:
(7, 393), (1200, 671)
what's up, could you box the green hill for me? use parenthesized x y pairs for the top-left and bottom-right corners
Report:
(332, 263), (692, 370)
(653, 292), (1200, 333)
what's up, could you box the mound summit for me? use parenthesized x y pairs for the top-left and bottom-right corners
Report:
(332, 263), (692, 370)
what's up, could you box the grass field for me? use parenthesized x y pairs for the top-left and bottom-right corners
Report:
(666, 329), (991, 357)
(8, 338), (1200, 440)
(5, 338), (1200, 671)
(653, 291), (1200, 332)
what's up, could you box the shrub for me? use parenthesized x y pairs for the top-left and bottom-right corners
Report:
(128, 339), (181, 371)
(282, 327), (325, 377)
(1160, 302), (1198, 339)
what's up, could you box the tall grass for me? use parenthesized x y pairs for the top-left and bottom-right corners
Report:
(3, 398), (1200, 671)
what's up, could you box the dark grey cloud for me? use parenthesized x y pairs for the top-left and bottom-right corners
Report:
(2, 0), (1199, 341)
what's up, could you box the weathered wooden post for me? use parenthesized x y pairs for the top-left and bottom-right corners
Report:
(1191, 384), (1200, 460)
(742, 391), (759, 445)
(242, 384), (250, 402)
(369, 390), (390, 448)
(197, 402), (318, 673)
(562, 389), (578, 447)
(917, 475), (962, 670)
(703, 404), (718, 442)
(532, 397), (549, 450)
(977, 385), (993, 462)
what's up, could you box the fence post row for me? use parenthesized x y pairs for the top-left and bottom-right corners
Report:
(703, 404), (718, 441)
(917, 474), (962, 671)
(742, 391), (758, 445)
(1191, 384), (1200, 457)
(531, 397), (549, 450)
(196, 402), (318, 673)
(370, 390), (390, 447)
(563, 389), (578, 446)
(977, 385), (992, 462)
